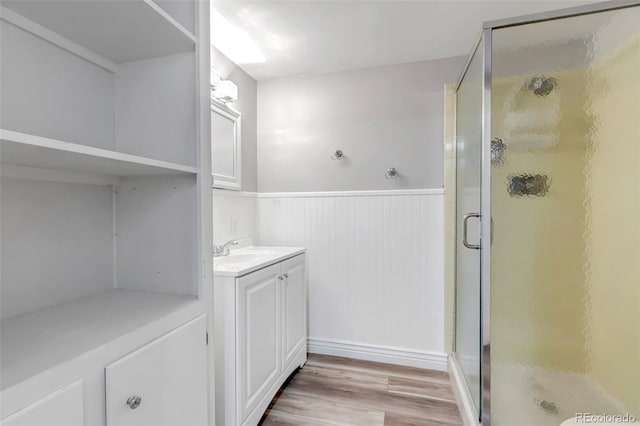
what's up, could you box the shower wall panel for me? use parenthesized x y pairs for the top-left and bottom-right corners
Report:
(585, 27), (640, 416)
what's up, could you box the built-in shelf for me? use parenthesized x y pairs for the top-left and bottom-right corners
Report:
(0, 0), (195, 71)
(0, 289), (201, 390)
(0, 129), (198, 178)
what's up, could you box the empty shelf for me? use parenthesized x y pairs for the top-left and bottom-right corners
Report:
(0, 0), (195, 66)
(1, 289), (201, 390)
(0, 129), (198, 178)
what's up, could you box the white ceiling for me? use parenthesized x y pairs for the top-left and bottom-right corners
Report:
(210, 0), (600, 81)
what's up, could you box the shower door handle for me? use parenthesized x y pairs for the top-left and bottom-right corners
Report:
(463, 213), (481, 250)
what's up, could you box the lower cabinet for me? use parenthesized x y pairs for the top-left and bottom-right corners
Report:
(105, 315), (208, 426)
(215, 253), (307, 426)
(236, 263), (281, 423)
(280, 255), (306, 374)
(0, 381), (84, 426)
(1, 314), (208, 426)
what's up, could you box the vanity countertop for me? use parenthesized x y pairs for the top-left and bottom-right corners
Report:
(213, 246), (306, 277)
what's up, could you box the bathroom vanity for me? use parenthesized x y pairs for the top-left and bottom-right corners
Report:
(213, 247), (307, 426)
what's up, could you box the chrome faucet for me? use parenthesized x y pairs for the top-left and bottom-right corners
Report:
(214, 240), (238, 257)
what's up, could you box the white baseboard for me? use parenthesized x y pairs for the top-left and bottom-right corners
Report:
(307, 338), (447, 371)
(448, 354), (479, 426)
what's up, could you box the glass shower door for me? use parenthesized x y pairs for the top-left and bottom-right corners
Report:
(454, 36), (485, 417)
(490, 6), (639, 425)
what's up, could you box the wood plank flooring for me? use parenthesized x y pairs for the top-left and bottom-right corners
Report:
(260, 354), (463, 426)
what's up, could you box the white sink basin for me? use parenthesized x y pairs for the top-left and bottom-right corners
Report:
(213, 246), (306, 277)
(216, 253), (268, 265)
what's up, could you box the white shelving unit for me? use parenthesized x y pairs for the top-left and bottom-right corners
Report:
(0, 0), (212, 422)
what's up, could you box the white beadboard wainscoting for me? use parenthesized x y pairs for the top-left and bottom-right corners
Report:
(257, 189), (447, 370)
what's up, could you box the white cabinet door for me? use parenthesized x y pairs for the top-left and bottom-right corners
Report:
(280, 254), (306, 371)
(105, 315), (208, 426)
(1, 381), (84, 426)
(236, 263), (280, 423)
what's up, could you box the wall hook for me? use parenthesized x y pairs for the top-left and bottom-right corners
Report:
(385, 167), (399, 179)
(331, 149), (344, 160)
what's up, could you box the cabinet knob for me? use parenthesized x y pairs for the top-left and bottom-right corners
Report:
(126, 395), (142, 409)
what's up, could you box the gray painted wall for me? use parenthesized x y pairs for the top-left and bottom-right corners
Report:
(211, 46), (258, 192)
(257, 56), (466, 192)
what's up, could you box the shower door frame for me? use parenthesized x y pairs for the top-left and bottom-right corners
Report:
(452, 25), (491, 426)
(452, 1), (640, 425)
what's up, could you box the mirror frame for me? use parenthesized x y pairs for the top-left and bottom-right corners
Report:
(211, 99), (242, 190)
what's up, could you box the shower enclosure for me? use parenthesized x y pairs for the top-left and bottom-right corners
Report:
(453, 2), (640, 425)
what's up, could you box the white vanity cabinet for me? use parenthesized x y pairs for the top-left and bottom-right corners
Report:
(236, 264), (281, 423)
(214, 252), (307, 426)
